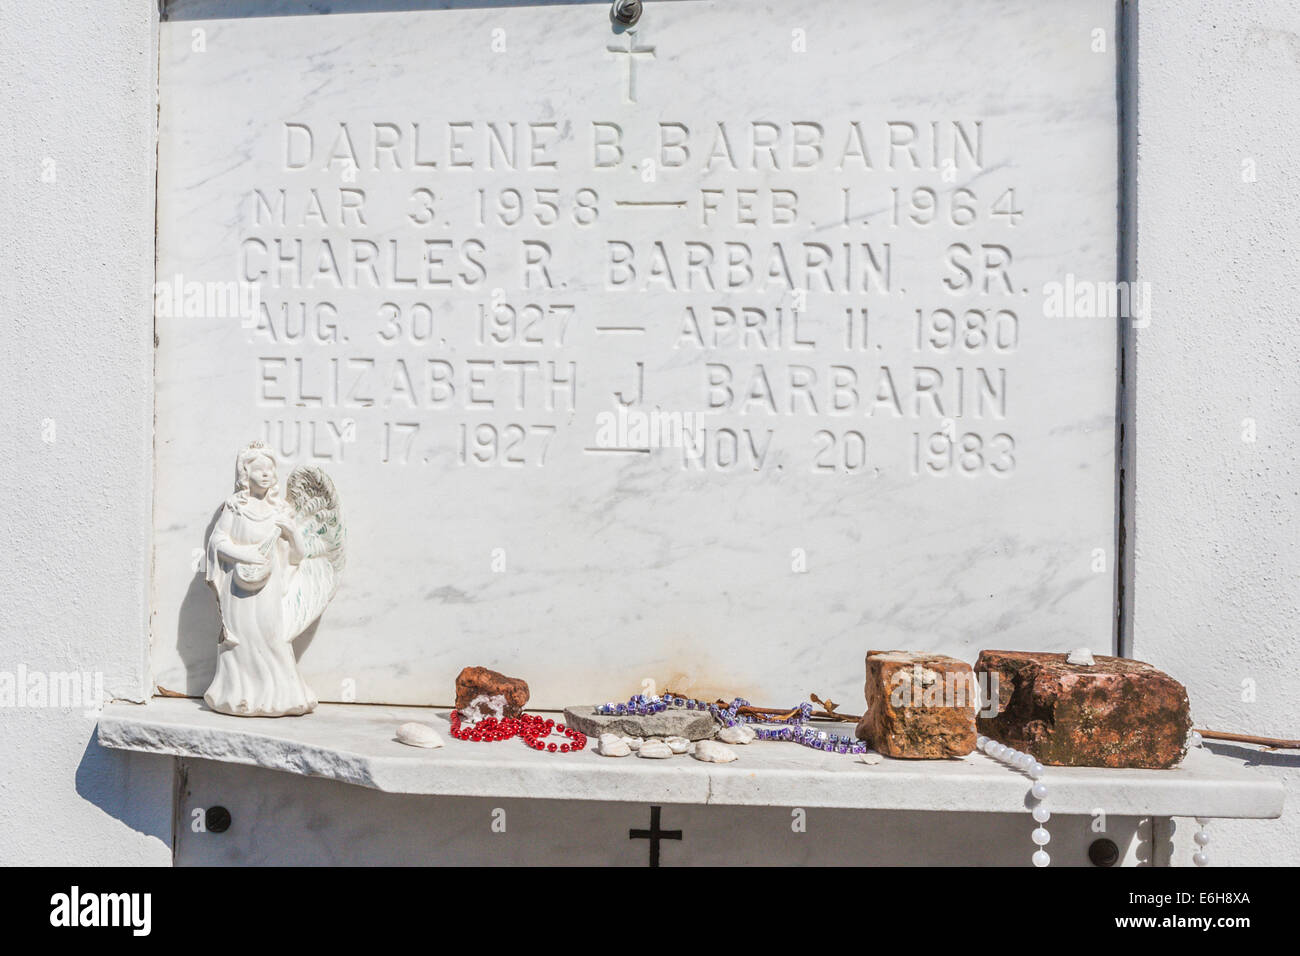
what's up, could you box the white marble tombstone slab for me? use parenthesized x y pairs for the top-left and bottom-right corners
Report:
(176, 760), (1145, 866)
(154, 0), (1120, 708)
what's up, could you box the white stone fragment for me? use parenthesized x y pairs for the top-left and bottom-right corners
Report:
(622, 736), (644, 751)
(637, 739), (674, 759)
(459, 694), (507, 725)
(692, 740), (739, 763)
(665, 735), (691, 754)
(1066, 647), (1096, 666)
(598, 733), (631, 757)
(859, 752), (883, 765)
(718, 724), (756, 745)
(396, 722), (444, 749)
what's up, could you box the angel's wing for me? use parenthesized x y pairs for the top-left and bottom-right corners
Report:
(282, 465), (346, 640)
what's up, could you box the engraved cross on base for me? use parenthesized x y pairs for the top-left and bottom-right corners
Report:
(607, 30), (656, 103)
(629, 805), (682, 867)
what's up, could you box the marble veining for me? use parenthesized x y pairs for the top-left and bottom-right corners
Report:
(153, 1), (1120, 707)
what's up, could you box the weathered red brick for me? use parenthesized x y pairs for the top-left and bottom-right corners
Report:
(455, 666), (530, 719)
(975, 650), (1191, 769)
(855, 650), (977, 758)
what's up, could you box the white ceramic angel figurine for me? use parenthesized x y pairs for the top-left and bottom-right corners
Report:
(203, 440), (346, 717)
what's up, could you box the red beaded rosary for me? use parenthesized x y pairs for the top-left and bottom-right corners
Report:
(449, 709), (587, 754)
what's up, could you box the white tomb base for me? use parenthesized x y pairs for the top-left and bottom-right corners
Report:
(99, 698), (1283, 866)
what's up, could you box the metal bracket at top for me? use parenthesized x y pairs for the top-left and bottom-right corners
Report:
(611, 0), (644, 27)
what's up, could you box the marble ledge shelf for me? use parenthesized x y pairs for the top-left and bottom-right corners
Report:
(97, 699), (1285, 819)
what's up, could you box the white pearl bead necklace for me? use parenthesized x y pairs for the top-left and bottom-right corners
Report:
(1189, 730), (1210, 865)
(977, 735), (1049, 866)
(1193, 816), (1210, 867)
(982, 731), (1219, 867)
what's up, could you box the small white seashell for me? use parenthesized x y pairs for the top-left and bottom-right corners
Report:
(665, 736), (691, 754)
(638, 739), (674, 759)
(692, 740), (739, 763)
(598, 733), (631, 757)
(1066, 647), (1096, 666)
(859, 752), (883, 765)
(718, 724), (756, 745)
(396, 722), (445, 749)
(622, 736), (643, 751)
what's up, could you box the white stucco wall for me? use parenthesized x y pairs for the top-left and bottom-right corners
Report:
(0, 0), (1293, 866)
(1130, 0), (1300, 865)
(0, 0), (171, 865)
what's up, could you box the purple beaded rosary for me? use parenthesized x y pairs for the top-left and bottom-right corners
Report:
(596, 693), (869, 755)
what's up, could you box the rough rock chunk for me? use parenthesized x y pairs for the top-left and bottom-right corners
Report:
(692, 740), (738, 763)
(718, 724), (756, 745)
(975, 650), (1192, 769)
(637, 739), (673, 759)
(455, 666), (529, 719)
(598, 733), (631, 757)
(562, 705), (717, 741)
(854, 650), (977, 759)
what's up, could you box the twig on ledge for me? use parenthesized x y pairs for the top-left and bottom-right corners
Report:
(1197, 728), (1300, 750)
(666, 691), (859, 724)
(810, 693), (861, 723)
(738, 706), (802, 721)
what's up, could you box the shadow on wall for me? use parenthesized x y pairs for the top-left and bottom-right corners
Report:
(74, 732), (173, 857)
(175, 504), (224, 695)
(1205, 741), (1300, 771)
